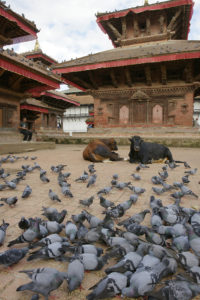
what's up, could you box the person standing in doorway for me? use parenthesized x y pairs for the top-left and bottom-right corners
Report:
(18, 117), (33, 141)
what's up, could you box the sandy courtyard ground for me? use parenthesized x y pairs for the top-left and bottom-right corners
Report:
(0, 144), (200, 300)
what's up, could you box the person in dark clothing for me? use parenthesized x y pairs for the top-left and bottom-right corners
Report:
(18, 117), (33, 141)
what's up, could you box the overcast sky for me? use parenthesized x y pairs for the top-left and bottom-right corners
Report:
(6, 0), (200, 64)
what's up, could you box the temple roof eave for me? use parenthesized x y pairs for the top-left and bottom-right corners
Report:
(53, 40), (200, 75)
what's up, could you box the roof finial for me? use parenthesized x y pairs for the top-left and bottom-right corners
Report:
(34, 39), (41, 51)
(144, 0), (149, 5)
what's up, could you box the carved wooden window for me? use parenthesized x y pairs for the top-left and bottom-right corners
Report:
(119, 105), (129, 125)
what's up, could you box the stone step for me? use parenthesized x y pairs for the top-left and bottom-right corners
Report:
(0, 142), (55, 155)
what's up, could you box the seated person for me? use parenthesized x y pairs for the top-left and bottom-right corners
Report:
(18, 117), (33, 141)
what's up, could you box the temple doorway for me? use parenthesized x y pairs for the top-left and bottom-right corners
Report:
(152, 104), (163, 124)
(119, 105), (129, 125)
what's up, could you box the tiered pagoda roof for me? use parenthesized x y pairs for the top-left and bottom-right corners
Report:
(0, 1), (39, 46)
(96, 0), (194, 47)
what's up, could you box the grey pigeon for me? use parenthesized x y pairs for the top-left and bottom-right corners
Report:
(0, 247), (28, 267)
(97, 186), (112, 195)
(87, 174), (97, 188)
(0, 220), (9, 245)
(18, 217), (31, 230)
(22, 185), (32, 198)
(17, 267), (67, 300)
(87, 272), (128, 300)
(29, 233), (68, 249)
(88, 164), (96, 174)
(184, 161), (191, 168)
(48, 189), (61, 202)
(115, 181), (131, 190)
(118, 209), (150, 226)
(182, 174), (190, 184)
(5, 180), (16, 189)
(8, 219), (40, 247)
(179, 183), (198, 198)
(185, 168), (197, 175)
(43, 220), (64, 234)
(79, 195), (94, 207)
(131, 173), (141, 180)
(189, 266), (200, 283)
(27, 241), (70, 261)
(71, 212), (86, 223)
(78, 252), (109, 271)
(185, 224), (200, 256)
(75, 171), (89, 182)
(0, 196), (18, 206)
(158, 170), (168, 180)
(112, 173), (118, 180)
(65, 221), (77, 241)
(67, 258), (84, 292)
(61, 185), (73, 197)
(82, 210), (103, 228)
(152, 186), (166, 195)
(99, 195), (114, 209)
(40, 173), (50, 183)
(151, 176), (164, 185)
(129, 194), (138, 204)
(42, 207), (67, 223)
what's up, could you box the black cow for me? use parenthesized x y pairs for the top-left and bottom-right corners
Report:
(129, 136), (173, 164)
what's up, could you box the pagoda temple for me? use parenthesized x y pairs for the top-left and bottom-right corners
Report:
(21, 40), (80, 131)
(0, 2), (61, 129)
(53, 0), (200, 128)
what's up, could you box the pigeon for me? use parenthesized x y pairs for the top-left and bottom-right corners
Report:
(183, 161), (191, 168)
(77, 222), (89, 240)
(22, 185), (32, 198)
(87, 272), (128, 300)
(105, 252), (142, 274)
(82, 210), (103, 228)
(179, 183), (198, 198)
(31, 156), (37, 160)
(0, 247), (29, 267)
(115, 181), (131, 190)
(129, 194), (138, 204)
(131, 173), (141, 180)
(185, 168), (197, 175)
(152, 186), (166, 195)
(0, 196), (18, 206)
(158, 170), (168, 180)
(48, 189), (61, 202)
(87, 174), (97, 188)
(40, 173), (50, 183)
(18, 217), (31, 230)
(75, 171), (89, 182)
(4, 180), (16, 189)
(97, 186), (112, 195)
(185, 224), (200, 256)
(43, 208), (67, 224)
(0, 220), (9, 245)
(42, 220), (64, 234)
(65, 221), (78, 241)
(118, 209), (150, 226)
(30, 233), (68, 249)
(99, 195), (114, 209)
(167, 161), (180, 169)
(75, 244), (103, 256)
(79, 195), (94, 207)
(88, 164), (96, 174)
(61, 185), (73, 197)
(8, 219), (40, 247)
(112, 174), (118, 180)
(182, 174), (190, 184)
(67, 258), (84, 292)
(105, 205), (125, 219)
(27, 241), (70, 261)
(17, 267), (68, 299)
(78, 252), (109, 271)
(71, 212), (86, 223)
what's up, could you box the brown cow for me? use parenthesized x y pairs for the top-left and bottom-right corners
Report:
(83, 138), (123, 162)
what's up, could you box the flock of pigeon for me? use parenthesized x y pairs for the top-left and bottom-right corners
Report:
(0, 152), (200, 300)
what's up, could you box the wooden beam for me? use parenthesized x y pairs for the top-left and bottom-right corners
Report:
(185, 61), (193, 83)
(121, 17), (127, 39)
(0, 86), (24, 98)
(0, 69), (5, 77)
(70, 75), (93, 90)
(110, 69), (118, 88)
(133, 19), (139, 37)
(145, 66), (152, 86)
(124, 67), (133, 87)
(159, 15), (165, 33)
(146, 17), (151, 35)
(107, 21), (122, 39)
(10, 76), (24, 90)
(88, 71), (98, 90)
(167, 8), (182, 31)
(161, 64), (167, 85)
